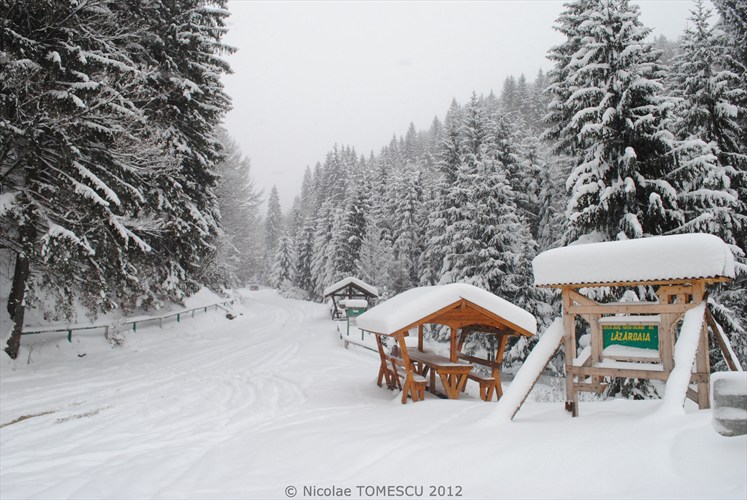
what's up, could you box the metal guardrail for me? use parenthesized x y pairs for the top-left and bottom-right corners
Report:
(20, 299), (238, 342)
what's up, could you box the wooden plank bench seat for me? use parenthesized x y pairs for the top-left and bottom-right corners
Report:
(467, 370), (497, 402)
(389, 356), (427, 403)
(457, 352), (501, 401)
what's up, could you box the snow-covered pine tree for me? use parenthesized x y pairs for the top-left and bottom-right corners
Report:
(357, 222), (395, 298)
(124, 0), (234, 301)
(391, 167), (424, 291)
(438, 94), (522, 294)
(420, 99), (462, 286)
(669, 0), (746, 250)
(212, 130), (263, 286)
(528, 68), (551, 132)
(1, 0), (159, 357)
(294, 219), (316, 295)
(669, 0), (747, 369)
(546, 0), (682, 243)
(270, 235), (296, 289)
(309, 200), (335, 299)
(263, 185), (283, 280)
(500, 76), (518, 114)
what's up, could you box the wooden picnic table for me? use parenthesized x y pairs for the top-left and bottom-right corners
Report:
(408, 350), (473, 400)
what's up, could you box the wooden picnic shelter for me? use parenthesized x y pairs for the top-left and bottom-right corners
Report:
(356, 283), (537, 403)
(532, 233), (739, 417)
(323, 277), (379, 320)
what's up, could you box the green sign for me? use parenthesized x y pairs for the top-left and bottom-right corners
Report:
(602, 323), (659, 350)
(346, 307), (366, 318)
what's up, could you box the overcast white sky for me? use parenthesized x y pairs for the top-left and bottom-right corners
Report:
(221, 0), (708, 211)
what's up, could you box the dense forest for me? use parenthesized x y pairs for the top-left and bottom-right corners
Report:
(260, 0), (747, 377)
(2, 0), (746, 380)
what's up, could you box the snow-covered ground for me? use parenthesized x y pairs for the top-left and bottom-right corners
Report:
(1, 290), (745, 499)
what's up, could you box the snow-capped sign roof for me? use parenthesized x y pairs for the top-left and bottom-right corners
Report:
(340, 299), (368, 308)
(533, 233), (735, 287)
(356, 283), (537, 336)
(323, 277), (379, 298)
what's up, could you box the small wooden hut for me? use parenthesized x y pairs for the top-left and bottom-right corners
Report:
(323, 277), (379, 320)
(356, 283), (537, 402)
(532, 233), (739, 416)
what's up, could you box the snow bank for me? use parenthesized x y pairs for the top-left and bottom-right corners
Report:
(492, 318), (565, 421)
(657, 303), (706, 416)
(322, 277), (379, 298)
(533, 233), (735, 286)
(356, 283), (537, 336)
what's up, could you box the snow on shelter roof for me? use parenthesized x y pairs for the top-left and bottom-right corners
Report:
(323, 277), (379, 298)
(356, 283), (537, 336)
(532, 233), (735, 287)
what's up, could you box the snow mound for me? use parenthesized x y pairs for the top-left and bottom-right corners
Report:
(533, 233), (734, 286)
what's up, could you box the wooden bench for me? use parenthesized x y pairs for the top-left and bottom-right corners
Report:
(390, 356), (427, 403)
(457, 352), (501, 401)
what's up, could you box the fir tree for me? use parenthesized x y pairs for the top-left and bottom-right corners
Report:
(264, 185), (283, 279)
(270, 235), (295, 288)
(546, 0), (682, 242)
(211, 130), (263, 285)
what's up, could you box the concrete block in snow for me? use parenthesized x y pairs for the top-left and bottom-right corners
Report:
(711, 372), (747, 437)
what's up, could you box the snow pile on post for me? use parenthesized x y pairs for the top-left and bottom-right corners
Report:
(533, 234), (734, 286)
(322, 277), (379, 298)
(657, 303), (707, 416)
(492, 318), (565, 421)
(711, 372), (747, 437)
(355, 283), (536, 336)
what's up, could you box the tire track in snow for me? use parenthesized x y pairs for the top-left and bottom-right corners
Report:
(0, 292), (321, 499)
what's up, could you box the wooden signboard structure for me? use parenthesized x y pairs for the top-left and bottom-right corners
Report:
(532, 234), (740, 417)
(323, 277), (379, 320)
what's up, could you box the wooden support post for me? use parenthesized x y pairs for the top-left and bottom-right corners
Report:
(657, 288), (675, 372)
(449, 325), (457, 362)
(418, 324), (424, 352)
(494, 334), (508, 400)
(374, 334), (390, 388)
(695, 317), (710, 409)
(562, 288), (579, 416)
(589, 313), (602, 386)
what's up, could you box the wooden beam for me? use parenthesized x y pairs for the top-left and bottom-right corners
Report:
(657, 285), (695, 297)
(567, 366), (709, 383)
(567, 302), (697, 315)
(705, 307), (740, 371)
(568, 290), (598, 306)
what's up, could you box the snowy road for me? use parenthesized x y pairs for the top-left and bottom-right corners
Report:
(1, 290), (745, 499)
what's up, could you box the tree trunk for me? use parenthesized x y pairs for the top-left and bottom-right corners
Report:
(5, 250), (30, 359)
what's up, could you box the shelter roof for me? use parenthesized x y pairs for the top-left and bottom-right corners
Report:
(323, 277), (379, 298)
(532, 233), (735, 288)
(356, 283), (536, 336)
